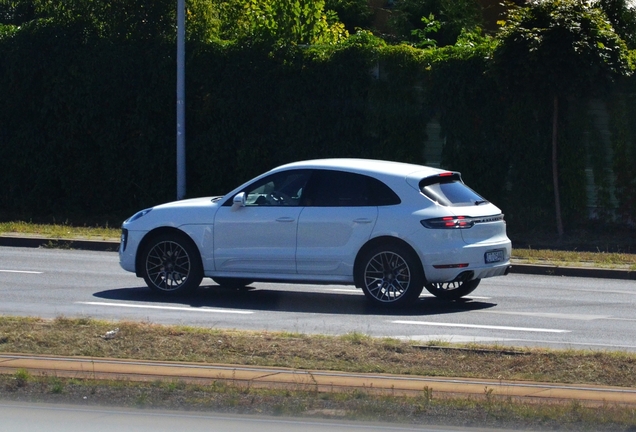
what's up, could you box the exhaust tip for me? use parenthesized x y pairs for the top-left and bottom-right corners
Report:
(504, 265), (512, 276)
(452, 270), (474, 283)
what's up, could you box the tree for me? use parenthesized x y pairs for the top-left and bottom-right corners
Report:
(227, 0), (348, 46)
(387, 0), (484, 46)
(595, 0), (636, 49)
(493, 0), (632, 237)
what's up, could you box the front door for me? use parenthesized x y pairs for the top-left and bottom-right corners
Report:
(213, 169), (311, 274)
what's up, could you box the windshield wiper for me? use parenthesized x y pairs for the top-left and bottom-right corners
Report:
(474, 200), (489, 206)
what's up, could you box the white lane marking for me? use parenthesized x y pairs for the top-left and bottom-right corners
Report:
(0, 269), (43, 274)
(77, 302), (254, 315)
(393, 335), (515, 343)
(391, 320), (569, 333)
(478, 310), (609, 321)
(324, 289), (491, 300)
(420, 293), (492, 300)
(394, 335), (636, 351)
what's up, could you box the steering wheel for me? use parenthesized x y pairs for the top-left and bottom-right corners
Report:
(268, 191), (292, 205)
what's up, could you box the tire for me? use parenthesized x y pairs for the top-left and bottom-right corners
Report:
(424, 279), (480, 301)
(357, 243), (424, 307)
(212, 277), (254, 289)
(140, 233), (203, 295)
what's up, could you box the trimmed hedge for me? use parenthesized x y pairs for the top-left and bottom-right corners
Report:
(1, 2), (635, 234)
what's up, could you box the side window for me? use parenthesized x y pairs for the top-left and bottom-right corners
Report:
(227, 169), (311, 207)
(303, 170), (400, 207)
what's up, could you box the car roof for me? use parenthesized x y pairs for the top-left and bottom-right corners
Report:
(275, 158), (446, 183)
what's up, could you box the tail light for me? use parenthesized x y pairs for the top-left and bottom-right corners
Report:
(421, 216), (475, 229)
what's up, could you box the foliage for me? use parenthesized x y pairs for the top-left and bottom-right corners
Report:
(491, 0), (633, 232)
(324, 0), (373, 33)
(0, 0), (36, 25)
(1, 0), (636, 235)
(494, 0), (632, 98)
(220, 0), (348, 46)
(594, 0), (636, 49)
(387, 0), (484, 46)
(410, 13), (441, 48)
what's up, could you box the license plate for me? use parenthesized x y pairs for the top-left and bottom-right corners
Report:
(485, 249), (504, 264)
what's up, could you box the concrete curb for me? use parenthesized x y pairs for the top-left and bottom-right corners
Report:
(0, 236), (119, 252)
(1, 236), (634, 280)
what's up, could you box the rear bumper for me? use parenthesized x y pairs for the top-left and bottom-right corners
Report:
(424, 260), (511, 284)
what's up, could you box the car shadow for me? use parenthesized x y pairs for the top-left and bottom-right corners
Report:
(93, 283), (496, 316)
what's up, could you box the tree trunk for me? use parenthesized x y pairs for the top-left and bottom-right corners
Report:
(552, 95), (564, 238)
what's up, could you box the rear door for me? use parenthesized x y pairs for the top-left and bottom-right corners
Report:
(296, 170), (399, 276)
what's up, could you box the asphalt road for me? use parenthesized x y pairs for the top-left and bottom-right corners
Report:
(1, 401), (494, 432)
(1, 246), (636, 351)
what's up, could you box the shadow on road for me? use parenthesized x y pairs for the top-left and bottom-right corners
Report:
(93, 283), (496, 316)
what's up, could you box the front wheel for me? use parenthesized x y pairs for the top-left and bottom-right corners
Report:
(424, 279), (480, 301)
(141, 233), (203, 295)
(357, 243), (424, 307)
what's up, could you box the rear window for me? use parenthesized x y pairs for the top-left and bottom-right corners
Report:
(420, 176), (487, 207)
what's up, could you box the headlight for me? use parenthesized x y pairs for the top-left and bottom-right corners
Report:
(125, 208), (152, 223)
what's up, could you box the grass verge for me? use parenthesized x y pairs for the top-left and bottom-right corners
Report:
(2, 371), (635, 431)
(3, 316), (636, 386)
(1, 317), (636, 430)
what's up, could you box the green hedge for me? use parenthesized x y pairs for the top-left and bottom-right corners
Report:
(1, 2), (635, 235)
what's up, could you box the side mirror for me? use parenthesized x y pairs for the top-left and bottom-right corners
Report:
(232, 192), (246, 208)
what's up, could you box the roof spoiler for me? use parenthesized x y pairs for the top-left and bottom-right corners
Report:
(418, 172), (462, 188)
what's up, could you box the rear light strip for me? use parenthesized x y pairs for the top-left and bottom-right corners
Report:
(421, 214), (504, 230)
(433, 263), (469, 269)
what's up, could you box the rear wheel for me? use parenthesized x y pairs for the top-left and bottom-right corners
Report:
(141, 233), (203, 295)
(357, 243), (424, 307)
(424, 279), (480, 301)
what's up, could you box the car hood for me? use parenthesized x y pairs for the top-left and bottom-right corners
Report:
(123, 196), (223, 230)
(152, 196), (223, 210)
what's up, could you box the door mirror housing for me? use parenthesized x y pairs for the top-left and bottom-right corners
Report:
(232, 192), (246, 208)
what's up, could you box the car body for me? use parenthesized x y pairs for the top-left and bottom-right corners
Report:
(119, 158), (511, 306)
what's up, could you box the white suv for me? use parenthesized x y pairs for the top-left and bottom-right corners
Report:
(120, 159), (511, 307)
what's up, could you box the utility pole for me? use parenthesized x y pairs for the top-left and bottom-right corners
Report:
(176, 0), (186, 200)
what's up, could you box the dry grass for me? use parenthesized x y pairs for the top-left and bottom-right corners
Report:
(2, 372), (635, 431)
(2, 316), (636, 388)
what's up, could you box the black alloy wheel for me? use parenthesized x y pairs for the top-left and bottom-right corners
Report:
(141, 233), (203, 295)
(358, 243), (424, 307)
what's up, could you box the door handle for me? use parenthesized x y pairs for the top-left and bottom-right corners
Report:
(276, 217), (296, 223)
(353, 218), (373, 224)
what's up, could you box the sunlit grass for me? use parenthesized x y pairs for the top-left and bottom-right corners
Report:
(0, 221), (120, 240)
(512, 247), (636, 269)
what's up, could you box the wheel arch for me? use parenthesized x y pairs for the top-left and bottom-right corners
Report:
(353, 236), (425, 288)
(135, 227), (202, 277)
